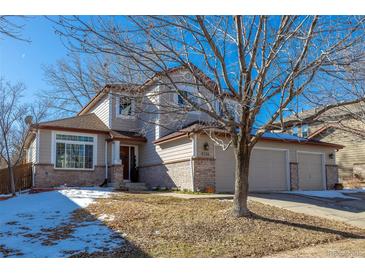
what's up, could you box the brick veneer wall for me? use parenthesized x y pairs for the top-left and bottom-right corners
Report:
(326, 164), (339, 189)
(289, 162), (299, 190)
(109, 164), (124, 188)
(34, 164), (105, 188)
(192, 158), (215, 192)
(139, 159), (193, 190)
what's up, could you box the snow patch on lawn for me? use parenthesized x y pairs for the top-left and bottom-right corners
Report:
(58, 187), (114, 208)
(287, 190), (362, 200)
(98, 214), (115, 222)
(0, 188), (124, 257)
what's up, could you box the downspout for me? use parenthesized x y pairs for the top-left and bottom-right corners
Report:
(105, 141), (108, 180)
(189, 133), (197, 191)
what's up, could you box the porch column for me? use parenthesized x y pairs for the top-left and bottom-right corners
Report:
(110, 140), (124, 188)
(112, 140), (121, 165)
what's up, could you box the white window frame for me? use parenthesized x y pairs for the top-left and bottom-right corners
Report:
(51, 131), (98, 171)
(174, 84), (201, 114)
(301, 124), (309, 138)
(115, 95), (136, 119)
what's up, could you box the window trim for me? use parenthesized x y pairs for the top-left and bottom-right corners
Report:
(175, 88), (201, 115)
(51, 131), (98, 171)
(115, 95), (136, 119)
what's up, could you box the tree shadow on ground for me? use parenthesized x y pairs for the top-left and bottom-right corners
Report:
(249, 212), (365, 240)
(251, 192), (365, 213)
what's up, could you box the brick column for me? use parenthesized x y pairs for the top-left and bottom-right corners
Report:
(290, 162), (299, 190)
(109, 164), (124, 189)
(192, 158), (216, 192)
(326, 164), (339, 190)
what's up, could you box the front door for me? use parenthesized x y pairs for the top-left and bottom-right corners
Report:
(120, 146), (137, 182)
(120, 146), (130, 181)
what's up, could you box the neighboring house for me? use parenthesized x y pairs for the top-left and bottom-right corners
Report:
(25, 66), (343, 192)
(280, 102), (365, 182)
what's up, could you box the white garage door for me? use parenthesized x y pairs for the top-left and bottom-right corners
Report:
(298, 152), (324, 190)
(215, 146), (236, 193)
(249, 149), (288, 192)
(215, 146), (288, 193)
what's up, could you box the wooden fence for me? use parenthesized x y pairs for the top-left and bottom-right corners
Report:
(0, 163), (33, 194)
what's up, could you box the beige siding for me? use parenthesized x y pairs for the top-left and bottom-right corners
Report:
(90, 94), (110, 127)
(156, 72), (217, 137)
(137, 85), (161, 165)
(110, 94), (139, 131)
(27, 138), (37, 163)
(138, 125), (159, 166)
(317, 126), (365, 179)
(38, 129), (52, 164)
(96, 134), (107, 166)
(156, 138), (193, 163)
(139, 136), (193, 166)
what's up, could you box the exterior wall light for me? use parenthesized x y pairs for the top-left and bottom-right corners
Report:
(203, 142), (209, 151)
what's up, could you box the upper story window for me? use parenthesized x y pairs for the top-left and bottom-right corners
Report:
(54, 133), (96, 170)
(215, 101), (224, 116)
(176, 85), (200, 109)
(302, 124), (310, 138)
(116, 96), (135, 118)
(226, 102), (239, 122)
(293, 127), (299, 136)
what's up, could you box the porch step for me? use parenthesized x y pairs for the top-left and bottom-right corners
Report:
(107, 181), (122, 189)
(126, 182), (148, 192)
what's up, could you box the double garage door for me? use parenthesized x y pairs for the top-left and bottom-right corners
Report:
(215, 147), (325, 193)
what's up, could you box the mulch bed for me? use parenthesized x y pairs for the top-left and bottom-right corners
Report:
(71, 193), (365, 258)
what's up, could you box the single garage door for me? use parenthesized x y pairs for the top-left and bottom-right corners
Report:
(215, 146), (288, 193)
(215, 146), (236, 193)
(249, 149), (288, 192)
(298, 152), (324, 190)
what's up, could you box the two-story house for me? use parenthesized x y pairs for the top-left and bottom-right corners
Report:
(280, 102), (365, 183)
(25, 66), (343, 193)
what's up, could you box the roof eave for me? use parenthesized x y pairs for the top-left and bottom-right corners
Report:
(34, 125), (110, 135)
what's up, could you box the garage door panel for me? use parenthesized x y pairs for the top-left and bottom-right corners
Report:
(298, 152), (324, 190)
(215, 147), (288, 193)
(249, 149), (288, 192)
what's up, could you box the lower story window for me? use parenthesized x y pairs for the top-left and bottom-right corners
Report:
(55, 134), (94, 169)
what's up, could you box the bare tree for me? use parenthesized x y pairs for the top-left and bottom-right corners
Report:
(42, 51), (152, 116)
(0, 16), (29, 41)
(0, 79), (49, 195)
(42, 53), (116, 115)
(0, 79), (27, 195)
(51, 15), (365, 216)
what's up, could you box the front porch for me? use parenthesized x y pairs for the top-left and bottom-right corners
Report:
(107, 136), (146, 190)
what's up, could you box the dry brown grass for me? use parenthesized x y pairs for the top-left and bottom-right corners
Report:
(75, 193), (365, 258)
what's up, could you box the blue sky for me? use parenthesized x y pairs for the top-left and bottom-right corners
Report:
(0, 16), (67, 101)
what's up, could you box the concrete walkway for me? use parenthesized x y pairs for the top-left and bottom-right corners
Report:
(151, 191), (365, 229)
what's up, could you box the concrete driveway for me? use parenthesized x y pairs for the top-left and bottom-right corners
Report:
(250, 191), (365, 229)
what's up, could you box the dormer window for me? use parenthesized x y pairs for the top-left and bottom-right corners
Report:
(116, 96), (134, 117)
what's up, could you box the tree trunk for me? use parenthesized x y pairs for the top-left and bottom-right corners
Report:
(4, 135), (16, 196)
(232, 137), (252, 217)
